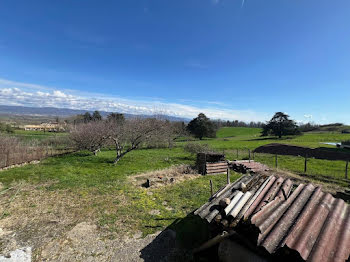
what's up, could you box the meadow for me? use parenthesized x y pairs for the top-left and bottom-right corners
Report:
(0, 126), (349, 253)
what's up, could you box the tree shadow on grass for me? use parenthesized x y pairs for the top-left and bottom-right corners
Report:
(140, 212), (218, 262)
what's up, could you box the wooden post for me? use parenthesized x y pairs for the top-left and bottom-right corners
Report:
(345, 161), (349, 179)
(210, 179), (213, 197)
(275, 154), (278, 168)
(248, 149), (251, 163)
(203, 153), (207, 175)
(6, 149), (10, 167)
(304, 155), (308, 173)
(226, 170), (230, 184)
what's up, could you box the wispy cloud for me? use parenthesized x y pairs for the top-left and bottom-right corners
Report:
(0, 78), (268, 121)
(185, 60), (208, 69)
(304, 114), (313, 119)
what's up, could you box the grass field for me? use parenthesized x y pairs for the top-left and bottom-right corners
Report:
(11, 129), (67, 141)
(216, 127), (261, 138)
(0, 148), (235, 241)
(202, 127), (350, 181)
(1, 127), (349, 255)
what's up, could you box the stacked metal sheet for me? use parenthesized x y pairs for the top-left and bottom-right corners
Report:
(194, 174), (350, 262)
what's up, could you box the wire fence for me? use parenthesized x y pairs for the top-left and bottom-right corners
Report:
(223, 149), (350, 182)
(0, 146), (74, 169)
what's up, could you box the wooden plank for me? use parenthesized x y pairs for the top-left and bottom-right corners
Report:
(206, 162), (228, 166)
(206, 167), (229, 172)
(206, 163), (228, 167)
(207, 169), (227, 174)
(207, 171), (228, 174)
(207, 169), (229, 174)
(206, 165), (228, 170)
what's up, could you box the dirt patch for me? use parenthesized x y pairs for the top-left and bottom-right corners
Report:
(130, 165), (200, 188)
(230, 160), (269, 174)
(0, 181), (127, 260)
(35, 222), (187, 262)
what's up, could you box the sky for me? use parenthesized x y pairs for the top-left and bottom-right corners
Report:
(0, 0), (349, 123)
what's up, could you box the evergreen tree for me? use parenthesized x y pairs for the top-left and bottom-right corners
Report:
(187, 113), (216, 140)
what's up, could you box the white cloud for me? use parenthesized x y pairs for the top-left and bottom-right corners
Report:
(304, 114), (313, 119)
(0, 78), (268, 121)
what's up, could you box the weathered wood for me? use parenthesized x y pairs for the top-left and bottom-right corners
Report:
(206, 166), (229, 171)
(207, 169), (229, 174)
(206, 161), (228, 166)
(207, 171), (228, 174)
(207, 168), (227, 173)
(346, 161), (349, 179)
(304, 155), (308, 173)
(226, 171), (230, 184)
(207, 165), (227, 169)
(204, 153), (207, 175)
(248, 149), (251, 163)
(210, 179), (213, 197)
(193, 231), (234, 254)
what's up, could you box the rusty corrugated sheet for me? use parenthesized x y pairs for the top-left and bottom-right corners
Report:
(194, 174), (350, 262)
(247, 180), (350, 262)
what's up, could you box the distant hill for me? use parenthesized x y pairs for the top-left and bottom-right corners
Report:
(0, 105), (189, 122)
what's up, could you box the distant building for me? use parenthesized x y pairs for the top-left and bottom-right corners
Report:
(24, 122), (65, 132)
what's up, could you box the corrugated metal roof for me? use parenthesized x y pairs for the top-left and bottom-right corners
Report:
(194, 174), (350, 262)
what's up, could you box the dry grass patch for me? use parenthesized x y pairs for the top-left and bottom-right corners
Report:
(130, 164), (200, 188)
(0, 180), (126, 258)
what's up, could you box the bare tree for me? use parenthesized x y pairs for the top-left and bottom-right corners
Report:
(69, 121), (109, 155)
(108, 117), (167, 164)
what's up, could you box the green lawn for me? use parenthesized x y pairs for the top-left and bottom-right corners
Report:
(1, 127), (349, 240)
(216, 127), (261, 138)
(0, 147), (236, 237)
(11, 130), (67, 141)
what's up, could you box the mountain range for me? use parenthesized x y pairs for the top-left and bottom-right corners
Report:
(0, 105), (189, 122)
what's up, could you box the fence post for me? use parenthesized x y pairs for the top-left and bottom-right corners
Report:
(275, 154), (278, 168)
(210, 179), (213, 197)
(346, 161), (349, 179)
(203, 153), (207, 175)
(6, 149), (10, 167)
(304, 155), (308, 173)
(248, 149), (251, 163)
(226, 170), (230, 184)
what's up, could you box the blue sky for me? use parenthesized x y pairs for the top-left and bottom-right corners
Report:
(0, 0), (349, 123)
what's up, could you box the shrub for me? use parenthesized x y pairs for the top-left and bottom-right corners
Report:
(184, 142), (215, 155)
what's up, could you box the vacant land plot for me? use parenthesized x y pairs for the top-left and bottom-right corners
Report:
(0, 148), (238, 260)
(1, 127), (349, 260)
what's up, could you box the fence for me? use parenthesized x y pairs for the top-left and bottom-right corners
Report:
(0, 146), (74, 169)
(223, 149), (350, 182)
